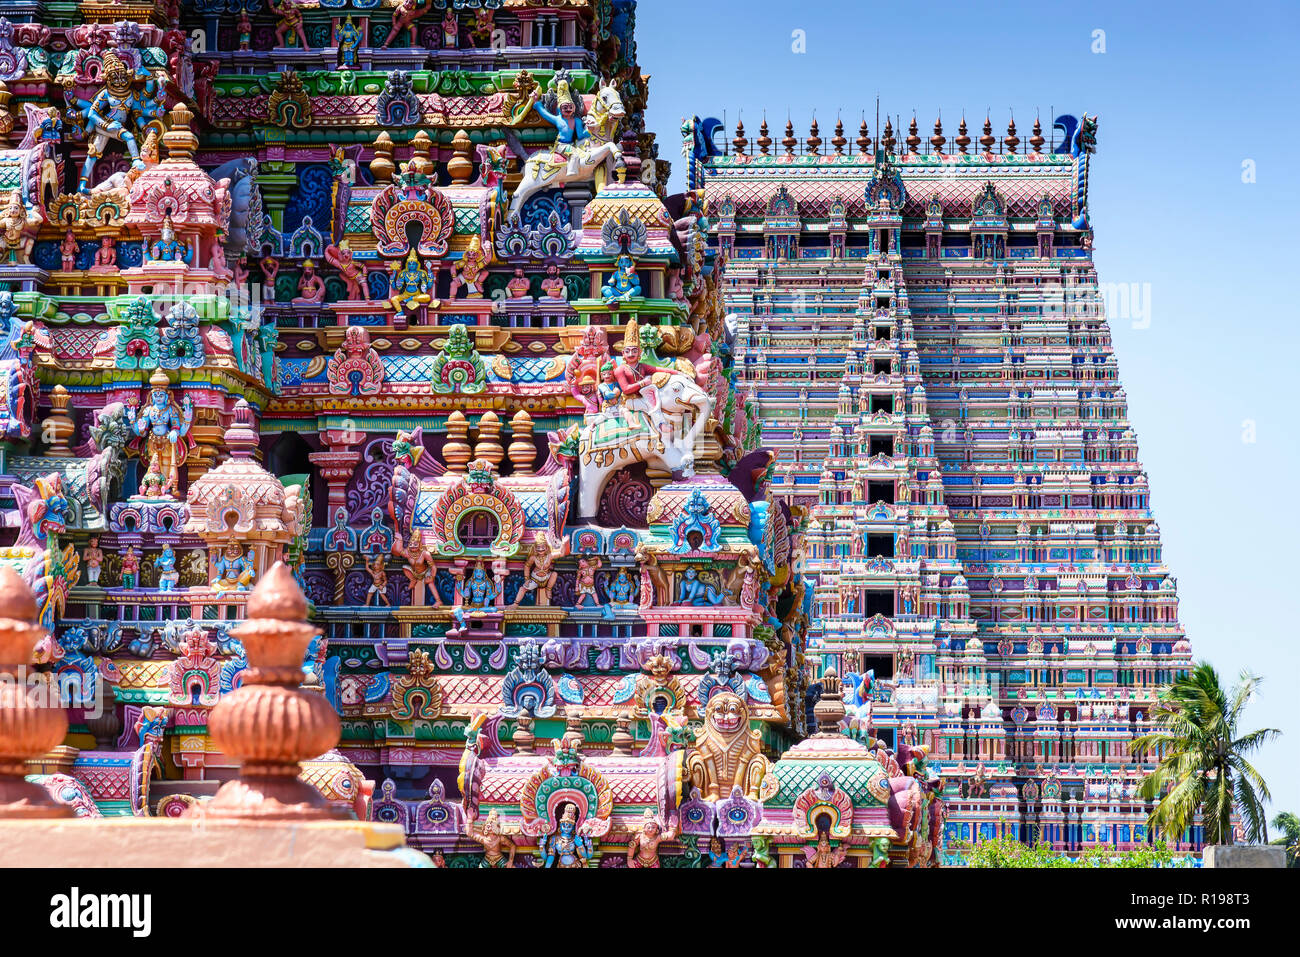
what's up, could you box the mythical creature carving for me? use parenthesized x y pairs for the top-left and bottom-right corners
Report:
(683, 692), (768, 802)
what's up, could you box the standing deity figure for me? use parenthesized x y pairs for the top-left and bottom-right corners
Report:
(365, 553), (389, 606)
(805, 831), (848, 869)
(213, 541), (256, 594)
(395, 528), (439, 605)
(273, 0), (311, 49)
(453, 561), (495, 631)
(237, 10), (253, 51)
(324, 241), (365, 300)
(468, 809), (515, 867)
(513, 532), (565, 607)
(125, 370), (195, 498)
(83, 536), (103, 585)
(626, 810), (676, 868)
(440, 7), (458, 47)
(156, 543), (179, 592)
(64, 50), (166, 193)
(540, 804), (593, 868)
(121, 546), (139, 590)
(382, 0), (434, 49)
(574, 557), (601, 608)
(337, 15), (363, 68)
(60, 230), (78, 271)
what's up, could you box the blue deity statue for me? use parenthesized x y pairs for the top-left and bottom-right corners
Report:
(156, 544), (179, 592)
(539, 804), (593, 868)
(338, 15), (362, 68)
(601, 252), (642, 302)
(677, 567), (726, 607)
(533, 75), (589, 148)
(213, 542), (256, 594)
(389, 250), (433, 316)
(149, 215), (192, 264)
(64, 50), (166, 193)
(125, 370), (194, 498)
(608, 568), (637, 609)
(460, 563), (496, 609)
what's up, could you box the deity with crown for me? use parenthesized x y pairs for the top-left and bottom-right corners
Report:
(539, 804), (593, 868)
(125, 370), (195, 498)
(63, 50), (165, 193)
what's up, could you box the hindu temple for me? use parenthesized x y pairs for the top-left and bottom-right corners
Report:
(0, 0), (1193, 867)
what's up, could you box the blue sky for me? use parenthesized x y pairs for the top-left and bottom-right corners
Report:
(638, 0), (1300, 819)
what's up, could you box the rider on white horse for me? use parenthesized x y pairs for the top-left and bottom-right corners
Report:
(532, 75), (590, 178)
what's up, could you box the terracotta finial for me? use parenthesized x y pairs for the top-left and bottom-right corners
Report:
(906, 115), (921, 155)
(806, 118), (821, 155)
(757, 118), (771, 155)
(195, 562), (342, 820)
(447, 129), (474, 184)
(1029, 115), (1045, 154)
(832, 117), (846, 156)
(473, 411), (504, 468)
(782, 119), (796, 156)
(956, 116), (970, 154)
(370, 131), (395, 184)
(0, 566), (72, 818)
(1005, 117), (1020, 155)
(732, 119), (748, 156)
(857, 120), (871, 156)
(611, 714), (634, 755)
(507, 409), (535, 475)
(444, 410), (471, 473)
(980, 115), (996, 152)
(163, 102), (198, 162)
(41, 386), (75, 457)
(931, 116), (946, 154)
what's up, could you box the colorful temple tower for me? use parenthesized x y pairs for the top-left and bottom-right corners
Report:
(0, 2), (953, 866)
(703, 113), (1198, 858)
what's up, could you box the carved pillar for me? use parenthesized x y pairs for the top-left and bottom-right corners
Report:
(309, 427), (367, 519)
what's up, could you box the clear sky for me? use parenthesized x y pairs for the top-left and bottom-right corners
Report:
(638, 0), (1300, 820)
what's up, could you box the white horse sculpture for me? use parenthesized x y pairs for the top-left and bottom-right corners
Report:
(577, 371), (713, 520)
(508, 80), (626, 220)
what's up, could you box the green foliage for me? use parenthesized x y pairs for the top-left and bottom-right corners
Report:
(951, 836), (1191, 868)
(1270, 812), (1300, 867)
(1132, 662), (1280, 845)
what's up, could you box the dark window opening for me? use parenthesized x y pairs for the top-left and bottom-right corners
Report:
(866, 533), (895, 557)
(869, 436), (894, 457)
(864, 590), (894, 617)
(872, 358), (892, 375)
(867, 481), (895, 504)
(458, 512), (499, 550)
(870, 394), (893, 414)
(860, 653), (895, 680)
(874, 325), (891, 340)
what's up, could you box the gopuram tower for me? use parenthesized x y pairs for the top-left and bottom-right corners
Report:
(703, 113), (1195, 857)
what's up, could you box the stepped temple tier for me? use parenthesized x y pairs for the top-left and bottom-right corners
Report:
(0, 2), (1192, 867)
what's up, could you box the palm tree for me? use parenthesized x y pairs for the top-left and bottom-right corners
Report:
(1271, 812), (1300, 867)
(1132, 663), (1279, 846)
